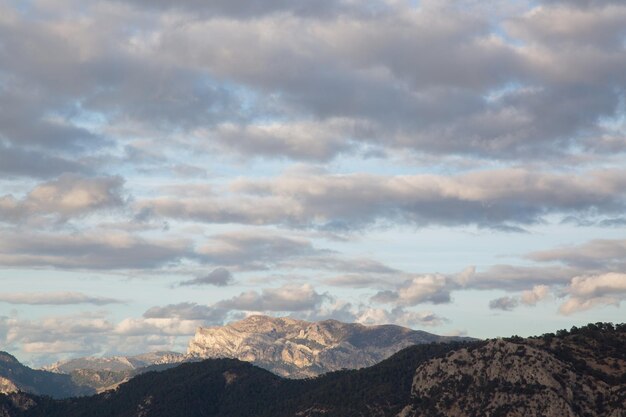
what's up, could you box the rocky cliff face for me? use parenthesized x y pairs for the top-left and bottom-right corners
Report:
(399, 324), (626, 417)
(187, 315), (465, 378)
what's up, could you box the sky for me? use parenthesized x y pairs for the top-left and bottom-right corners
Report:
(1, 0), (626, 367)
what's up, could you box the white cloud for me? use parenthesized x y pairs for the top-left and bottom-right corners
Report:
(372, 274), (454, 306)
(356, 308), (448, 328)
(559, 272), (626, 314)
(520, 285), (550, 306)
(218, 283), (328, 312)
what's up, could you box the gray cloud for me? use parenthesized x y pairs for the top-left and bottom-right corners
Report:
(487, 285), (550, 312)
(470, 264), (575, 291)
(209, 120), (359, 161)
(0, 174), (125, 224)
(0, 292), (123, 306)
(118, 0), (385, 18)
(0, 0), (624, 171)
(139, 1), (625, 160)
(179, 267), (234, 287)
(526, 239), (626, 270)
(141, 168), (626, 230)
(489, 296), (519, 311)
(0, 144), (87, 178)
(197, 231), (325, 269)
(0, 230), (191, 270)
(0, 0), (624, 175)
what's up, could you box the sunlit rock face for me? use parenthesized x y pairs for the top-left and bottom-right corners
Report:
(399, 335), (626, 417)
(187, 315), (462, 378)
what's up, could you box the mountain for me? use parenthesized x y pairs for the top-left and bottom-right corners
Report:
(43, 352), (187, 394)
(44, 352), (185, 374)
(187, 315), (468, 378)
(0, 341), (468, 417)
(0, 352), (94, 399)
(399, 322), (626, 417)
(0, 322), (623, 417)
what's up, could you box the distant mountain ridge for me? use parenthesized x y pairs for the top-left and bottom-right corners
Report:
(43, 351), (188, 394)
(187, 315), (469, 378)
(44, 351), (185, 374)
(0, 352), (93, 399)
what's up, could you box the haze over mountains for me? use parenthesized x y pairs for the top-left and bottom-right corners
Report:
(0, 322), (623, 417)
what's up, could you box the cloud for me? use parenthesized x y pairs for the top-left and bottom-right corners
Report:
(141, 168), (626, 230)
(470, 264), (575, 291)
(527, 239), (626, 270)
(356, 308), (448, 328)
(120, 0), (388, 18)
(217, 283), (328, 312)
(0, 312), (197, 366)
(489, 296), (519, 311)
(488, 285), (550, 311)
(197, 231), (325, 269)
(372, 274), (454, 306)
(143, 302), (229, 322)
(559, 273), (626, 314)
(324, 274), (394, 288)
(520, 285), (550, 306)
(0, 230), (191, 270)
(208, 119), (358, 161)
(0, 313), (116, 362)
(0, 144), (87, 178)
(0, 292), (124, 306)
(0, 174), (125, 223)
(1, 0), (625, 170)
(179, 267), (234, 287)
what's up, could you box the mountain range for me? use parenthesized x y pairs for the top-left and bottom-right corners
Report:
(1, 316), (466, 396)
(0, 322), (623, 417)
(0, 352), (93, 399)
(186, 315), (468, 378)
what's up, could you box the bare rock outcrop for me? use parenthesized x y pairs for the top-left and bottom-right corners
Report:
(399, 329), (626, 417)
(187, 315), (465, 378)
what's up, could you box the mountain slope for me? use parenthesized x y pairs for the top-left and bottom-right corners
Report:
(44, 352), (185, 374)
(0, 352), (94, 399)
(45, 352), (189, 394)
(187, 315), (468, 378)
(400, 323), (626, 417)
(1, 341), (471, 417)
(1, 322), (623, 417)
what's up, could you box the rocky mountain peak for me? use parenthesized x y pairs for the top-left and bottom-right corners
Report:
(399, 324), (626, 417)
(187, 315), (466, 378)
